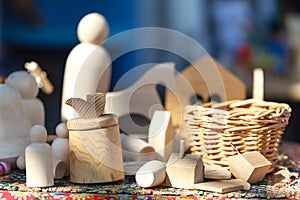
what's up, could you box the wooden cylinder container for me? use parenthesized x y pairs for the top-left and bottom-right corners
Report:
(67, 116), (124, 183)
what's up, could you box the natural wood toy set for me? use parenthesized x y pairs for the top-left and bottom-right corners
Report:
(0, 11), (293, 195)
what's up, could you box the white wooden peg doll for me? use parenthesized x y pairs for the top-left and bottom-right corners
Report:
(26, 125), (54, 187)
(51, 122), (70, 177)
(61, 12), (112, 121)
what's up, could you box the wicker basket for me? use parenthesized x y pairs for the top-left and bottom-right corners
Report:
(184, 99), (291, 171)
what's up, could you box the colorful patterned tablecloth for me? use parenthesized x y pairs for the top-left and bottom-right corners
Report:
(0, 141), (299, 200)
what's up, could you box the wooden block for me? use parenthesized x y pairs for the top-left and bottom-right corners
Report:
(68, 124), (124, 183)
(165, 55), (246, 128)
(228, 151), (272, 184)
(148, 111), (173, 162)
(166, 153), (204, 189)
(193, 181), (243, 193)
(218, 179), (251, 190)
(135, 160), (166, 188)
(123, 161), (148, 176)
(204, 164), (231, 180)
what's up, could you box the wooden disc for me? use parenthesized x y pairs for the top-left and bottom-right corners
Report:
(67, 114), (118, 130)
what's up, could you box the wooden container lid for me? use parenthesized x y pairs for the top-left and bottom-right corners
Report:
(67, 114), (118, 130)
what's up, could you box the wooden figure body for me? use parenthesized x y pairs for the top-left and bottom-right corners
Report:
(166, 140), (204, 189)
(135, 160), (166, 188)
(228, 151), (272, 184)
(6, 70), (45, 126)
(148, 110), (173, 162)
(104, 62), (176, 135)
(51, 122), (70, 177)
(26, 125), (54, 187)
(120, 133), (156, 161)
(0, 84), (31, 162)
(61, 12), (111, 121)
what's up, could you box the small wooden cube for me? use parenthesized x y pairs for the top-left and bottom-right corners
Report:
(228, 151), (272, 184)
(166, 153), (204, 189)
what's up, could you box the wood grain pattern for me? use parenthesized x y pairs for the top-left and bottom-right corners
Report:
(166, 153), (204, 189)
(65, 93), (106, 119)
(69, 125), (124, 183)
(204, 164), (231, 180)
(86, 92), (106, 116)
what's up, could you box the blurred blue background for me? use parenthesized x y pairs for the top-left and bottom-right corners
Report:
(1, 0), (300, 142)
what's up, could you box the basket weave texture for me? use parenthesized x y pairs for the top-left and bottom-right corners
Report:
(184, 99), (291, 170)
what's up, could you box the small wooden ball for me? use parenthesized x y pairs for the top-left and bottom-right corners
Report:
(55, 123), (69, 138)
(30, 125), (47, 143)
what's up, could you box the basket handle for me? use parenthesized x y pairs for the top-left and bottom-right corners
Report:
(253, 68), (264, 101)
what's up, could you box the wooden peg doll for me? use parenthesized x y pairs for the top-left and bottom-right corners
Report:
(26, 125), (54, 187)
(52, 122), (70, 176)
